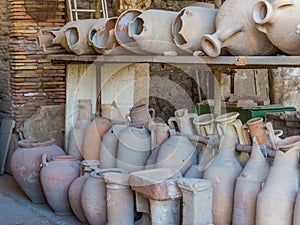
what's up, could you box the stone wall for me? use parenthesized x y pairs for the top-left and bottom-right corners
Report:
(0, 0), (12, 119)
(7, 0), (66, 128)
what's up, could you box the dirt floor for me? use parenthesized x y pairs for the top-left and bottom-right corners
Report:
(0, 174), (82, 225)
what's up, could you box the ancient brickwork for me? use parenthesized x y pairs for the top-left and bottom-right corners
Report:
(8, 0), (66, 127)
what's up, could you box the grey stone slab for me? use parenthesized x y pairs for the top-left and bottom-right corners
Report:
(0, 119), (15, 175)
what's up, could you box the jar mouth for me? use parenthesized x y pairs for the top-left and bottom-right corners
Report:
(247, 117), (263, 125)
(90, 168), (128, 178)
(53, 155), (77, 161)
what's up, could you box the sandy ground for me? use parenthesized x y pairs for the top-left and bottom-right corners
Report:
(0, 174), (82, 225)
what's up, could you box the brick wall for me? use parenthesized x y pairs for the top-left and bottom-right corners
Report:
(0, 0), (12, 119)
(7, 0), (66, 128)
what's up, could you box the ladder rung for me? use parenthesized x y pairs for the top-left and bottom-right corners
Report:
(71, 9), (96, 12)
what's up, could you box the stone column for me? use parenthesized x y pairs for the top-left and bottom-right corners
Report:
(177, 178), (213, 225)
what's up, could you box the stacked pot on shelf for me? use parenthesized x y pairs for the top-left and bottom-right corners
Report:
(38, 0), (300, 57)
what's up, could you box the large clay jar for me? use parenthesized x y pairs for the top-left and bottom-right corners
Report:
(201, 0), (277, 57)
(168, 108), (197, 135)
(68, 160), (100, 224)
(68, 99), (93, 161)
(114, 9), (146, 54)
(203, 132), (243, 225)
(127, 103), (155, 127)
(232, 137), (270, 225)
(82, 116), (112, 160)
(253, 0), (300, 55)
(172, 6), (218, 54)
(256, 146), (300, 225)
(154, 135), (197, 175)
(64, 19), (97, 55)
(99, 124), (127, 169)
(115, 124), (151, 173)
(10, 138), (65, 203)
(88, 17), (119, 55)
(81, 168), (128, 225)
(40, 154), (80, 215)
(293, 183), (300, 224)
(129, 9), (186, 55)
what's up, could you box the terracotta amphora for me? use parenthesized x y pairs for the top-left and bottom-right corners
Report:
(168, 108), (197, 135)
(232, 137), (270, 225)
(68, 160), (100, 224)
(40, 154), (80, 215)
(64, 19), (98, 55)
(68, 99), (93, 161)
(82, 116), (112, 160)
(201, 0), (277, 57)
(203, 132), (243, 225)
(172, 6), (218, 54)
(129, 9), (186, 55)
(103, 172), (134, 225)
(101, 101), (126, 123)
(243, 117), (283, 149)
(253, 0), (300, 55)
(99, 124), (127, 169)
(88, 17), (120, 55)
(115, 124), (151, 173)
(277, 135), (300, 152)
(256, 146), (300, 225)
(293, 182), (300, 225)
(10, 138), (65, 204)
(126, 103), (155, 127)
(114, 9), (146, 54)
(154, 134), (198, 175)
(81, 168), (128, 225)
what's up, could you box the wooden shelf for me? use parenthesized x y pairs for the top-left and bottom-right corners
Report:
(47, 54), (300, 69)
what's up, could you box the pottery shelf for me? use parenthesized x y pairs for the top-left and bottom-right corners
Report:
(47, 54), (300, 148)
(47, 54), (300, 69)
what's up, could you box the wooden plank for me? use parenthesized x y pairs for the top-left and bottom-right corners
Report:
(47, 55), (300, 68)
(0, 119), (16, 175)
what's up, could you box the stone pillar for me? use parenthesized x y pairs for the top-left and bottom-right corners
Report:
(104, 172), (134, 225)
(177, 178), (213, 225)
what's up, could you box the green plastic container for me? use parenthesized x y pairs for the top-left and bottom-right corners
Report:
(195, 103), (296, 123)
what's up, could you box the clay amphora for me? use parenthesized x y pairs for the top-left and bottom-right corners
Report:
(232, 137), (270, 225)
(214, 112), (240, 143)
(277, 135), (300, 152)
(88, 17), (120, 55)
(103, 172), (134, 225)
(68, 160), (100, 224)
(127, 103), (155, 127)
(114, 9), (146, 54)
(129, 9), (186, 55)
(293, 184), (300, 224)
(256, 146), (300, 225)
(101, 101), (126, 123)
(10, 138), (65, 203)
(193, 113), (215, 136)
(68, 99), (93, 161)
(201, 0), (277, 57)
(99, 124), (127, 169)
(203, 132), (243, 225)
(253, 0), (300, 55)
(40, 154), (80, 215)
(154, 135), (197, 175)
(147, 121), (171, 150)
(81, 168), (128, 225)
(168, 108), (197, 135)
(243, 117), (283, 149)
(82, 116), (111, 160)
(64, 19), (97, 55)
(172, 6), (218, 54)
(115, 124), (151, 173)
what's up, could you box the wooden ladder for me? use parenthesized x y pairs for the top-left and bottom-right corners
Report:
(66, 0), (108, 21)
